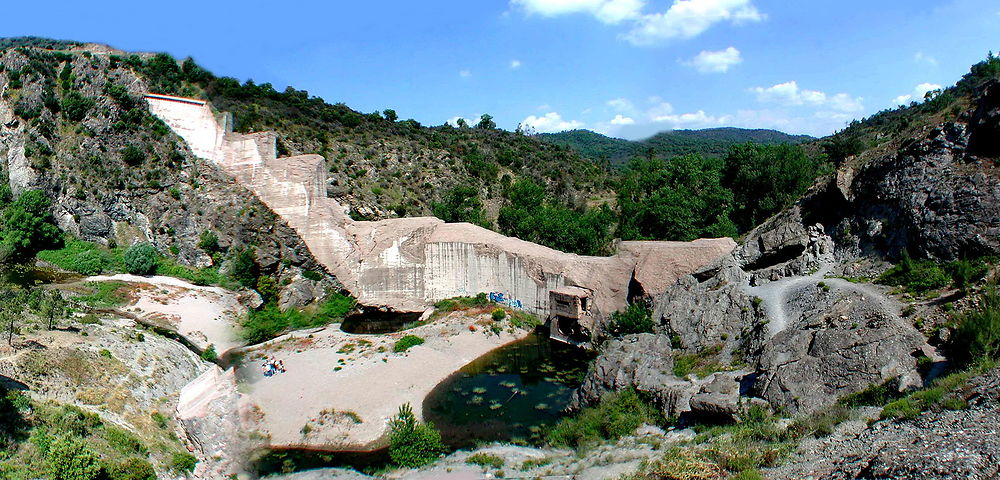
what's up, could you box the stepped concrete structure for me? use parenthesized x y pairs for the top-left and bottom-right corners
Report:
(146, 94), (736, 331)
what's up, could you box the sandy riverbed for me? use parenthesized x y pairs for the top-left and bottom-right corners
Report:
(237, 311), (531, 450)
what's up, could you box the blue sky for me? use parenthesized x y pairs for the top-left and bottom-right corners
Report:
(4, 0), (999, 139)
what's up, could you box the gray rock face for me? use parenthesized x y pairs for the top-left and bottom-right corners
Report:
(754, 283), (926, 413)
(654, 262), (763, 356)
(573, 334), (753, 420)
(843, 86), (1000, 260)
(768, 368), (1000, 480)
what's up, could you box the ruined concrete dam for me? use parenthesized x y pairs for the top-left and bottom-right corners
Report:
(145, 93), (735, 329)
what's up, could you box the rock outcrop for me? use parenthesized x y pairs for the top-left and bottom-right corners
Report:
(0, 48), (335, 299)
(573, 334), (752, 421)
(579, 82), (1000, 418)
(767, 368), (1000, 480)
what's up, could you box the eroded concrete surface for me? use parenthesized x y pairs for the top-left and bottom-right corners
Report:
(146, 94), (736, 321)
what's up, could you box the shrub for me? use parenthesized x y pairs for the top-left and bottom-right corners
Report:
(120, 145), (145, 166)
(880, 398), (921, 421)
(60, 92), (95, 122)
(302, 270), (323, 281)
(466, 453), (504, 469)
(394, 335), (425, 353)
(104, 426), (147, 456)
(673, 344), (724, 378)
(509, 311), (541, 330)
(950, 290), (1000, 366)
(491, 308), (507, 321)
(169, 452), (197, 474)
(107, 459), (155, 480)
(547, 388), (662, 448)
(606, 302), (653, 336)
(230, 248), (259, 288)
(200, 344), (218, 362)
(47, 435), (101, 480)
(876, 252), (950, 293)
(947, 258), (990, 291)
(388, 403), (445, 468)
(837, 379), (901, 407)
(37, 238), (116, 275)
(123, 243), (158, 275)
(197, 230), (219, 253)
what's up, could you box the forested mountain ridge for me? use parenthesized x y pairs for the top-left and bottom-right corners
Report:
(540, 127), (813, 166)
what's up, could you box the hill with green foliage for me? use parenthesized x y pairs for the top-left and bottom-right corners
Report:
(540, 127), (813, 166)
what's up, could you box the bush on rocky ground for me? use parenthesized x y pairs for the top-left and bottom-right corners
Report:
(387, 403), (444, 468)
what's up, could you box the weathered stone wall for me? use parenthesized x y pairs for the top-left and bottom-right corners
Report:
(145, 94), (736, 320)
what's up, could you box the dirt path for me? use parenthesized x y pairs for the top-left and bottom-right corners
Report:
(744, 263), (901, 336)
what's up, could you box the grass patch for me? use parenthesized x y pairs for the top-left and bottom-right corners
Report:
(37, 237), (120, 275)
(547, 388), (665, 449)
(466, 453), (505, 469)
(75, 281), (130, 308)
(879, 370), (973, 421)
(672, 344), (725, 378)
(394, 335), (425, 353)
(240, 292), (357, 344)
(509, 311), (541, 330)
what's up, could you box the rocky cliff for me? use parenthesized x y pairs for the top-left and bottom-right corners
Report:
(575, 70), (1000, 422)
(0, 46), (336, 304)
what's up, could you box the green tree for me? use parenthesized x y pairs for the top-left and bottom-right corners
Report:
(722, 143), (822, 233)
(197, 230), (220, 253)
(230, 248), (260, 288)
(475, 114), (496, 130)
(431, 185), (490, 228)
(616, 155), (736, 242)
(41, 289), (68, 330)
(0, 189), (63, 263)
(60, 92), (95, 122)
(1, 294), (24, 346)
(47, 435), (101, 480)
(387, 403), (445, 468)
(383, 109), (398, 122)
(497, 178), (614, 256)
(123, 243), (158, 276)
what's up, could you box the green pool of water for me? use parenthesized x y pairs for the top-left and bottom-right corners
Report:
(422, 332), (594, 448)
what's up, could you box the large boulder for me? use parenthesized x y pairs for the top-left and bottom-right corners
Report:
(754, 280), (926, 412)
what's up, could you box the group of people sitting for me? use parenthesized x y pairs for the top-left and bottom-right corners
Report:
(261, 357), (286, 377)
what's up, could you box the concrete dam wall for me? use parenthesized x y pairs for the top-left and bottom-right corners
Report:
(146, 94), (736, 323)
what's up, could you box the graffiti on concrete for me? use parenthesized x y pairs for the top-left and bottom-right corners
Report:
(489, 292), (524, 309)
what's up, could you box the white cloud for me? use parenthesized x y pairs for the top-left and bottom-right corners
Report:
(611, 114), (635, 125)
(607, 97), (635, 113)
(446, 116), (471, 127)
(520, 111), (585, 133)
(828, 93), (864, 112)
(651, 110), (728, 128)
(647, 99), (674, 117)
(511, 0), (645, 24)
(752, 81), (825, 106)
(687, 46), (742, 73)
(892, 82), (942, 106)
(512, 0), (763, 45)
(914, 51), (938, 66)
(752, 81), (863, 112)
(459, 70), (472, 78)
(623, 0), (764, 46)
(510, 59), (522, 69)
